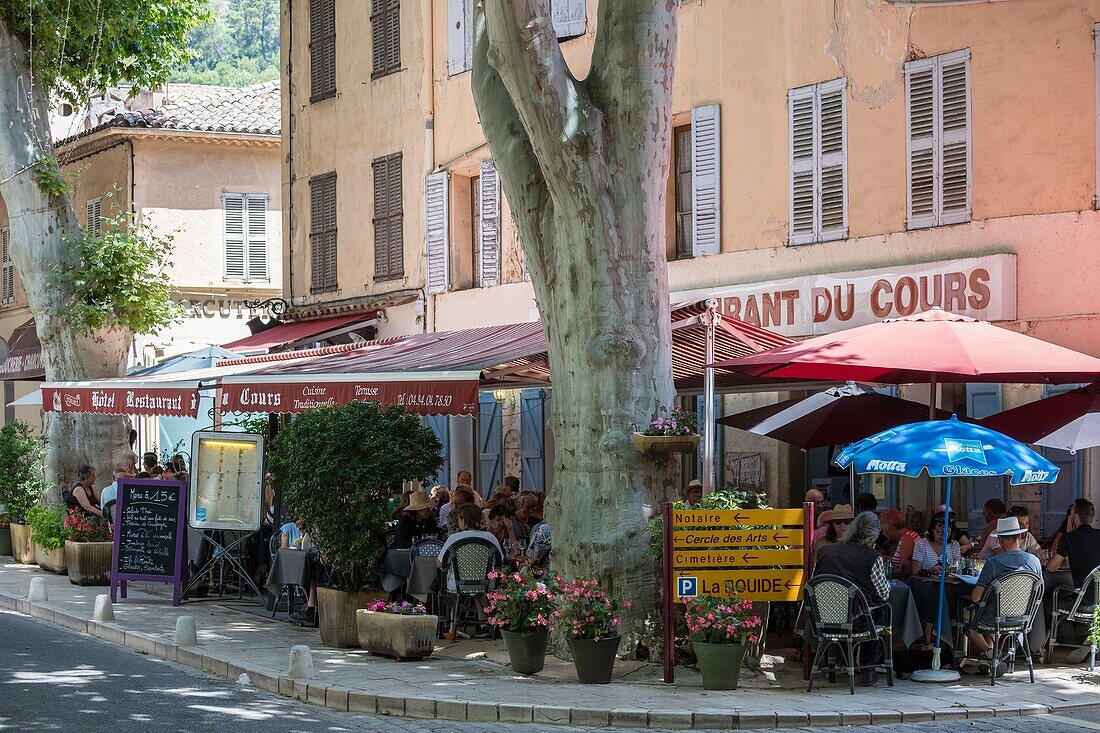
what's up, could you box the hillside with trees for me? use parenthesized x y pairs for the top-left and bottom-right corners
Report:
(173, 0), (278, 87)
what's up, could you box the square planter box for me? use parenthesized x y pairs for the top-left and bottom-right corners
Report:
(356, 609), (438, 660)
(67, 541), (113, 586)
(36, 543), (67, 574)
(632, 433), (700, 455)
(317, 587), (388, 648)
(10, 524), (35, 565)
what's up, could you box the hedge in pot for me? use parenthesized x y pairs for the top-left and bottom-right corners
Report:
(555, 576), (628, 684)
(269, 400), (442, 648)
(684, 595), (763, 690)
(356, 600), (438, 660)
(486, 569), (558, 675)
(28, 503), (67, 574)
(0, 421), (48, 564)
(64, 507), (113, 585)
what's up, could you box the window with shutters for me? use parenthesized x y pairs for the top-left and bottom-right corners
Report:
(310, 173), (338, 293)
(309, 0), (336, 102)
(448, 0), (474, 75)
(551, 0), (586, 39)
(424, 171), (450, 294)
(223, 193), (269, 282)
(477, 161), (500, 287)
(690, 104), (721, 257)
(1, 228), (13, 304)
(373, 154), (403, 281)
(788, 78), (847, 245)
(673, 125), (693, 259)
(905, 50), (970, 229)
(85, 197), (102, 236)
(471, 175), (482, 285)
(371, 0), (401, 79)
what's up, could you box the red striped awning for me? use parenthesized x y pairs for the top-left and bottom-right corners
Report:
(41, 382), (201, 417)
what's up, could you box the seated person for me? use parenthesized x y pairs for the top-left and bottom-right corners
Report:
(879, 509), (918, 577)
(67, 464), (103, 518)
(813, 504), (853, 560)
(682, 479), (703, 508)
(855, 491), (878, 515)
(523, 517), (552, 568)
(978, 505), (1041, 560)
(280, 517), (308, 549)
(1045, 499), (1100, 663)
(486, 499), (520, 561)
(513, 492), (544, 541)
(911, 510), (962, 577)
(393, 492), (438, 549)
(814, 511), (890, 605)
(99, 462), (136, 525)
(439, 485), (475, 530)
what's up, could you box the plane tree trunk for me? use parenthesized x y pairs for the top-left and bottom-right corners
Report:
(0, 22), (131, 496)
(473, 0), (680, 653)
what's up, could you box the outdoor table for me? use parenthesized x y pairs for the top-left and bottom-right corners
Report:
(380, 549), (439, 601)
(910, 574), (1047, 654)
(264, 547), (317, 598)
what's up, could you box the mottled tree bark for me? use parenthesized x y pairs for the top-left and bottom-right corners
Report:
(0, 22), (130, 496)
(472, 0), (679, 653)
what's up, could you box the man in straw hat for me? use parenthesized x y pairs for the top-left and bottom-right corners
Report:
(393, 489), (439, 549)
(958, 515), (1042, 673)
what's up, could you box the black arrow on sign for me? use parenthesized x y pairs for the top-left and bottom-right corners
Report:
(785, 579), (798, 590)
(773, 532), (790, 543)
(741, 552), (758, 564)
(734, 512), (749, 523)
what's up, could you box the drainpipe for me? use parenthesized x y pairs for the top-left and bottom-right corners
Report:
(423, 0), (436, 335)
(702, 299), (719, 494)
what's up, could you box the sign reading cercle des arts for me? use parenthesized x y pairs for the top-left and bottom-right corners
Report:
(674, 254), (1017, 337)
(220, 379), (480, 416)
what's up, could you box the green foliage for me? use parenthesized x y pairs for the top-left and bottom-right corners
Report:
(0, 420), (48, 524)
(647, 486), (770, 558)
(54, 207), (180, 333)
(0, 0), (210, 103)
(172, 0), (279, 87)
(27, 503), (66, 550)
(32, 155), (74, 198)
(1090, 604), (1100, 648)
(268, 401), (443, 593)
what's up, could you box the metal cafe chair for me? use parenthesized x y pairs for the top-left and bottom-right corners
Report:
(804, 574), (894, 695)
(411, 538), (445, 621)
(1047, 564), (1100, 670)
(442, 537), (501, 638)
(958, 570), (1043, 686)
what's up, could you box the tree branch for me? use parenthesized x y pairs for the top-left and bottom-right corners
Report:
(588, 0), (678, 123)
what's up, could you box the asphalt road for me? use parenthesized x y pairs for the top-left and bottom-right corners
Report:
(1, 609), (1099, 733)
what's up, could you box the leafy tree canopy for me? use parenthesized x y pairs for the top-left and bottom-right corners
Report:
(172, 0), (278, 87)
(0, 0), (210, 103)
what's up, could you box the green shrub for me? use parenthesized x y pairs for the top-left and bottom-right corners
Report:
(27, 503), (67, 550)
(647, 486), (770, 558)
(0, 420), (48, 524)
(268, 401), (443, 593)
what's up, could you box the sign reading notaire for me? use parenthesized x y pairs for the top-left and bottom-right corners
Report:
(674, 254), (1017, 337)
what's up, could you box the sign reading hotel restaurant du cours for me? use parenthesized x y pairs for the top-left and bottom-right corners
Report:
(41, 386), (201, 418)
(673, 254), (1017, 337)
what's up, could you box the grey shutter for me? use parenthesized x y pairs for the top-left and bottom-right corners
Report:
(520, 389), (546, 492)
(373, 159), (388, 278)
(478, 161), (500, 287)
(691, 104), (721, 256)
(1, 228), (11, 302)
(478, 392), (503, 497)
(246, 195), (269, 280)
(371, 0), (386, 77)
(310, 0), (336, 99)
(938, 52), (971, 225)
(788, 86), (816, 245)
(85, 198), (102, 236)
(906, 57), (936, 229)
(551, 0), (586, 38)
(323, 177), (337, 289)
(388, 155), (403, 277)
(447, 0), (473, 75)
(424, 171), (450, 294)
(223, 194), (246, 279)
(817, 79), (847, 241)
(965, 383), (1004, 532)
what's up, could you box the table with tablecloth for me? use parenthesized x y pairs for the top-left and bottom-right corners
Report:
(796, 580), (923, 649)
(380, 549), (440, 601)
(264, 547), (318, 597)
(909, 574), (1047, 651)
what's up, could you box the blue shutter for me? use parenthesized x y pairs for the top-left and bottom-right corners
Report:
(478, 393), (503, 497)
(423, 414), (450, 487)
(695, 395), (723, 487)
(520, 389), (546, 492)
(965, 383), (1004, 530)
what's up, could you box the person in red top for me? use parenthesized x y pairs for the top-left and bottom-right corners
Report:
(880, 509), (918, 578)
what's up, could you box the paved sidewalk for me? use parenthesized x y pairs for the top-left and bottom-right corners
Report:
(1, 558), (1096, 730)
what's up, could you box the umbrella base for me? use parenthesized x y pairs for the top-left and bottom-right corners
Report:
(911, 668), (961, 683)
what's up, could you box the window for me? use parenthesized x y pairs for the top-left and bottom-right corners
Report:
(551, 0), (586, 39)
(905, 49), (971, 229)
(310, 173), (338, 293)
(788, 78), (847, 245)
(424, 171), (450, 294)
(223, 194), (269, 281)
(448, 0), (474, 75)
(373, 154), (403, 281)
(674, 126), (693, 259)
(371, 0), (401, 79)
(690, 104), (721, 257)
(309, 0), (336, 101)
(476, 161), (500, 287)
(85, 197), (102, 236)
(1, 227), (13, 304)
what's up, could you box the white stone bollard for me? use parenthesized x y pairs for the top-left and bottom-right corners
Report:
(175, 615), (198, 646)
(287, 645), (314, 679)
(28, 576), (47, 602)
(92, 594), (114, 622)
(237, 673), (252, 686)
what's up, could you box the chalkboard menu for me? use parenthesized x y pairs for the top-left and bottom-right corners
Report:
(110, 478), (188, 606)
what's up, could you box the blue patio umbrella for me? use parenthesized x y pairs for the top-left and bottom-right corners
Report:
(834, 415), (1060, 680)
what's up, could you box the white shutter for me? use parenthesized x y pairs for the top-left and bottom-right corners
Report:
(447, 0), (473, 75)
(551, 0), (586, 39)
(1, 228), (12, 303)
(246, 195), (269, 280)
(691, 104), (721, 257)
(85, 197), (102, 236)
(478, 161), (500, 287)
(818, 79), (847, 241)
(223, 194), (246, 279)
(788, 86), (816, 246)
(906, 58), (936, 229)
(424, 171), (450, 294)
(938, 53), (971, 225)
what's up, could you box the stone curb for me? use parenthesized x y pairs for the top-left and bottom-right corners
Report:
(0, 589), (1086, 729)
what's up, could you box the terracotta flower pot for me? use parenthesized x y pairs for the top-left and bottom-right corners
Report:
(356, 609), (437, 660)
(66, 541), (113, 586)
(10, 523), (34, 565)
(317, 587), (386, 648)
(632, 433), (700, 455)
(35, 543), (67, 574)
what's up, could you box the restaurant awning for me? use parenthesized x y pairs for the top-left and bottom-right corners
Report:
(0, 318), (45, 381)
(222, 312), (378, 354)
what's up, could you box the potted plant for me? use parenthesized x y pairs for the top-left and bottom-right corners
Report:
(485, 569), (558, 675)
(356, 600), (438, 660)
(684, 595), (763, 690)
(632, 407), (700, 455)
(269, 400), (443, 648)
(63, 507), (113, 585)
(0, 421), (48, 564)
(555, 576), (628, 684)
(27, 503), (67, 574)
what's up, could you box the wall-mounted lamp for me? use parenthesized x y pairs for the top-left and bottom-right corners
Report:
(493, 388), (509, 402)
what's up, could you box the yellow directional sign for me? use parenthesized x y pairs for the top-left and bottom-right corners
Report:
(673, 569), (805, 602)
(670, 528), (804, 549)
(672, 508), (804, 527)
(671, 548), (804, 570)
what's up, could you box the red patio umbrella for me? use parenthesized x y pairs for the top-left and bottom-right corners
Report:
(979, 382), (1100, 452)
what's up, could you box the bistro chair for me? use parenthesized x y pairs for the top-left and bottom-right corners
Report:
(411, 537), (446, 621)
(267, 533), (305, 619)
(441, 537), (501, 638)
(803, 574), (894, 695)
(1047, 564), (1100, 670)
(958, 570), (1043, 686)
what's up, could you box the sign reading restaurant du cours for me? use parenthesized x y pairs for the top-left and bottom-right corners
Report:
(674, 254), (1017, 337)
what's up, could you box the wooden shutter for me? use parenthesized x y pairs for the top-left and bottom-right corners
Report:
(387, 155), (403, 278)
(520, 389), (546, 492)
(246, 196), (269, 280)
(690, 104), (721, 257)
(817, 79), (847, 241)
(906, 58), (936, 229)
(85, 198), (102, 236)
(447, 0), (473, 75)
(907, 50), (969, 229)
(372, 0), (400, 78)
(310, 173), (337, 292)
(551, 0), (586, 39)
(425, 171), (449, 294)
(373, 158), (388, 279)
(423, 414), (451, 486)
(310, 0), (336, 100)
(1, 228), (12, 303)
(478, 392), (503, 496)
(939, 53), (971, 225)
(223, 194), (246, 279)
(788, 86), (816, 245)
(387, 0), (401, 73)
(478, 161), (500, 287)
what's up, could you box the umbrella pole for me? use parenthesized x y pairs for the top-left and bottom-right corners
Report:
(913, 476), (961, 682)
(702, 300), (718, 494)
